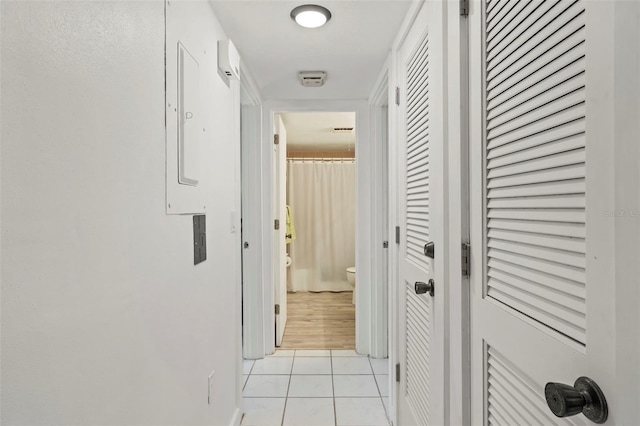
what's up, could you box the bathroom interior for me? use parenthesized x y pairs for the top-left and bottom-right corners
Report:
(280, 111), (357, 350)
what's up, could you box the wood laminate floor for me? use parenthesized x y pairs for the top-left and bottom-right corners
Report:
(280, 291), (355, 350)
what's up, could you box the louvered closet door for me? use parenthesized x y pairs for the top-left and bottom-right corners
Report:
(469, 1), (618, 424)
(396, 1), (445, 425)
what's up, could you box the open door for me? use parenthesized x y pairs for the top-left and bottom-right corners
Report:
(469, 1), (627, 423)
(395, 1), (446, 424)
(274, 115), (288, 347)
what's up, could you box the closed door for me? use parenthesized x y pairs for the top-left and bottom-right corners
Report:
(469, 0), (618, 424)
(396, 1), (445, 424)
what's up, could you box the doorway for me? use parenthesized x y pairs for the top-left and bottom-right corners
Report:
(242, 99), (390, 358)
(240, 89), (396, 426)
(275, 112), (357, 350)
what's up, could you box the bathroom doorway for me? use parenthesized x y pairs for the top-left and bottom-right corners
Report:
(277, 111), (357, 349)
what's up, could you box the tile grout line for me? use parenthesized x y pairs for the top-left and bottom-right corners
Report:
(330, 350), (338, 426)
(280, 350), (296, 426)
(370, 356), (392, 426)
(370, 356), (383, 398)
(242, 360), (255, 393)
(374, 370), (391, 425)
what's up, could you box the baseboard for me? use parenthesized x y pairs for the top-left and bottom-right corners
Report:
(229, 407), (242, 426)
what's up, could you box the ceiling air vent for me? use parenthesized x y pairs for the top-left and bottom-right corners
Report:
(332, 127), (354, 133)
(298, 71), (326, 87)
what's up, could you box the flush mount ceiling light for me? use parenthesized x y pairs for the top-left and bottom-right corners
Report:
(290, 4), (332, 28)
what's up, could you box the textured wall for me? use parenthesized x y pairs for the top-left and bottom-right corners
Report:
(1, 1), (241, 424)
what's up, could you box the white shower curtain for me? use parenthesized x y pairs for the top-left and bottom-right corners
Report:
(287, 160), (356, 292)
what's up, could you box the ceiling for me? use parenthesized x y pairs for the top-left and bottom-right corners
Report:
(281, 112), (356, 152)
(209, 1), (412, 100)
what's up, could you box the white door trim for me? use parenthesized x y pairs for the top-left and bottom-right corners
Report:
(445, 1), (471, 424)
(240, 64), (265, 360)
(368, 63), (390, 360)
(260, 99), (371, 355)
(613, 2), (640, 421)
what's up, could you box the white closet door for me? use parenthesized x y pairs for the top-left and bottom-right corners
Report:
(396, 1), (445, 424)
(469, 0), (618, 424)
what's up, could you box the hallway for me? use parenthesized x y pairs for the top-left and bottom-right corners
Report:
(2, 1), (639, 425)
(242, 350), (389, 426)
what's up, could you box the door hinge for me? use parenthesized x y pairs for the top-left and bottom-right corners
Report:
(275, 304), (280, 315)
(274, 219), (280, 230)
(383, 241), (389, 248)
(395, 226), (400, 244)
(274, 134), (280, 145)
(395, 363), (401, 382)
(462, 243), (470, 277)
(460, 0), (469, 16)
(395, 86), (400, 106)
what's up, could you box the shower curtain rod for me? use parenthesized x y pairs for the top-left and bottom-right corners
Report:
(287, 157), (355, 163)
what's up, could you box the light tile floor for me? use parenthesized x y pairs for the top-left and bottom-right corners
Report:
(242, 349), (390, 426)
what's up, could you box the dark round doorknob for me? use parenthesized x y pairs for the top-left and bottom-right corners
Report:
(414, 279), (434, 297)
(423, 241), (435, 258)
(545, 376), (608, 424)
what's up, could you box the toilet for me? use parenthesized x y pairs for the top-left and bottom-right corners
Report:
(346, 266), (356, 304)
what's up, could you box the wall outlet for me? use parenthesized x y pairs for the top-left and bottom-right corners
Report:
(208, 370), (215, 404)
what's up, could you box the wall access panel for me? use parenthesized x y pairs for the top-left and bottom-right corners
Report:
(166, 40), (206, 214)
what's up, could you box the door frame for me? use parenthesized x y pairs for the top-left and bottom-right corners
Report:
(445, 1), (471, 424)
(369, 65), (390, 360)
(613, 2), (640, 421)
(242, 93), (397, 359)
(240, 65), (265, 360)
(246, 97), (399, 358)
(387, 0), (471, 424)
(258, 100), (371, 356)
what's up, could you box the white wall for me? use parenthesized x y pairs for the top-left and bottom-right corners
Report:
(0, 1), (242, 425)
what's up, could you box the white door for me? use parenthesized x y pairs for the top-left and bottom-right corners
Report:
(274, 116), (288, 347)
(396, 1), (445, 424)
(469, 1), (619, 424)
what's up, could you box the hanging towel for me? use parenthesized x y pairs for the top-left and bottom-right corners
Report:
(286, 205), (296, 243)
